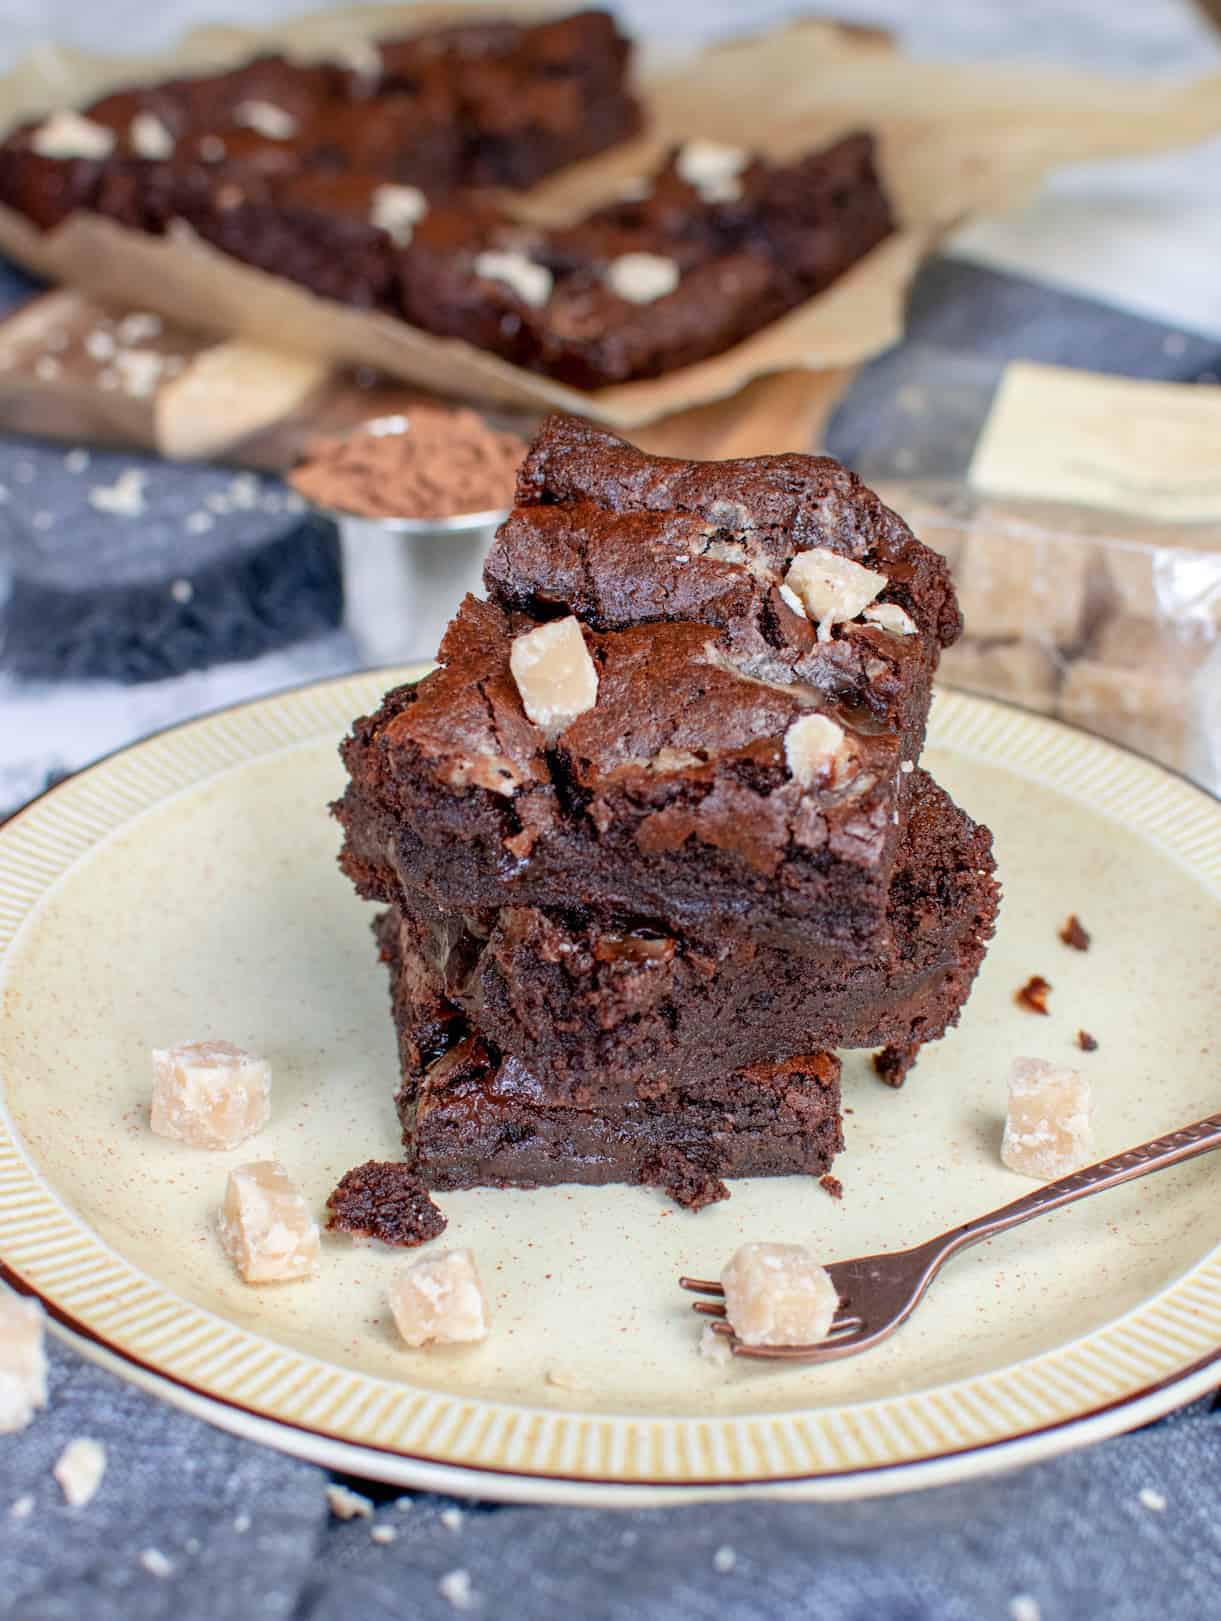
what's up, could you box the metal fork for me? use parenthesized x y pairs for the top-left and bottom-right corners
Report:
(681, 1111), (1221, 1362)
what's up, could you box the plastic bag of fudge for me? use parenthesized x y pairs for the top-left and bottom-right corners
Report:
(833, 359), (1221, 795)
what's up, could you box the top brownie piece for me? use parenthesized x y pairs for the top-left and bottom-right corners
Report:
(335, 419), (960, 958)
(487, 415), (960, 755)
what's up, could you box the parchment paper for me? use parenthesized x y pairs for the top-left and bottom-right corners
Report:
(1, 6), (1218, 428)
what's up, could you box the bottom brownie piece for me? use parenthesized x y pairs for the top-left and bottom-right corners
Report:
(394, 1036), (843, 1199)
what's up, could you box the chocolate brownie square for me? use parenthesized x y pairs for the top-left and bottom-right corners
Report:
(378, 768), (998, 1101)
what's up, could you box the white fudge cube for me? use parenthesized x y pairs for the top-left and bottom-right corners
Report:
(389, 1249), (489, 1348)
(219, 1161), (320, 1285)
(0, 1294), (47, 1433)
(151, 1040), (271, 1150)
(509, 616), (598, 739)
(1002, 1058), (1094, 1180)
(720, 1242), (839, 1347)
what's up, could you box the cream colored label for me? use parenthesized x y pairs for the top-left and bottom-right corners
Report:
(969, 362), (1221, 522)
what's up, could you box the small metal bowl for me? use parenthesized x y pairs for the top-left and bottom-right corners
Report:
(322, 505), (510, 667)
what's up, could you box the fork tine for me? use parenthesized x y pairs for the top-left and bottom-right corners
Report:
(691, 1300), (727, 1318)
(678, 1276), (724, 1296)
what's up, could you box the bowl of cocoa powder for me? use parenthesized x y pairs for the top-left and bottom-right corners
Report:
(288, 405), (526, 664)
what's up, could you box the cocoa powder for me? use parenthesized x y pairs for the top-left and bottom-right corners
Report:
(290, 405), (525, 520)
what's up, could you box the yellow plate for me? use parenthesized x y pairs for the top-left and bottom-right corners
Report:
(1, 676), (1218, 1504)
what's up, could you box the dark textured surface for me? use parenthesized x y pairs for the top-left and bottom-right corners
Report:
(0, 443), (342, 681)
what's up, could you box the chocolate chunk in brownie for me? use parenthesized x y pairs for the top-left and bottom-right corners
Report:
(376, 768), (997, 1099)
(326, 1159), (447, 1246)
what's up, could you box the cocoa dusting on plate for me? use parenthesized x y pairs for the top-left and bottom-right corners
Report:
(1059, 915), (1091, 951)
(1076, 1029), (1099, 1052)
(326, 1160), (447, 1247)
(820, 1174), (844, 1201)
(1015, 975), (1052, 1015)
(639, 1147), (729, 1211)
(289, 405), (524, 520)
(872, 1042), (920, 1088)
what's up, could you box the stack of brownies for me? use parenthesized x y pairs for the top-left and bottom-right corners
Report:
(335, 417), (999, 1207)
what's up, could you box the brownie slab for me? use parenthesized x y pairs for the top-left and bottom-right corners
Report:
(376, 768), (998, 1101)
(395, 1030), (843, 1198)
(395, 133), (891, 387)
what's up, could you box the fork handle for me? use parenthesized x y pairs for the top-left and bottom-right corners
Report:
(931, 1111), (1221, 1265)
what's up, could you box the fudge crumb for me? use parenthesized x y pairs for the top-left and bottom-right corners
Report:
(88, 468), (147, 518)
(327, 1484), (373, 1520)
(389, 1250), (489, 1348)
(699, 1322), (732, 1364)
(820, 1174), (844, 1201)
(639, 1148), (729, 1212)
(219, 1161), (320, 1285)
(713, 1546), (737, 1573)
(140, 1549), (174, 1579)
(545, 1367), (591, 1392)
(439, 1569), (478, 1610)
(10, 1495), (33, 1520)
(1059, 914), (1091, 951)
(1009, 1599), (1042, 1621)
(1015, 975), (1052, 1015)
(440, 1506), (464, 1531)
(370, 1523), (398, 1545)
(394, 1497), (414, 1513)
(1002, 1058), (1092, 1180)
(233, 1513), (252, 1534)
(326, 1161), (446, 1248)
(54, 1438), (107, 1507)
(1139, 1487), (1167, 1513)
(151, 1039), (271, 1150)
(721, 1243), (839, 1347)
(873, 1043), (919, 1089)
(0, 1293), (47, 1433)
(1076, 1029), (1098, 1052)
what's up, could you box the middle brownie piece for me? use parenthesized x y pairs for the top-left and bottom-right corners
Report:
(375, 768), (998, 1103)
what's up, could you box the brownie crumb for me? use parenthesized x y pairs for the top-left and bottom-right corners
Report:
(326, 1161), (446, 1247)
(639, 1148), (729, 1212)
(1015, 975), (1052, 1015)
(820, 1174), (844, 1201)
(873, 1042), (920, 1088)
(1076, 1029), (1099, 1052)
(1059, 915), (1091, 951)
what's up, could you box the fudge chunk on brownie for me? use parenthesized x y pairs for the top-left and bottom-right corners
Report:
(335, 420), (961, 959)
(376, 768), (998, 1100)
(396, 1031), (843, 1199)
